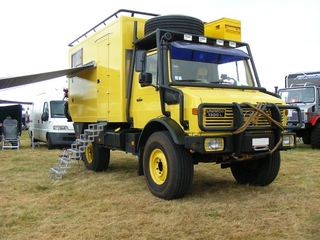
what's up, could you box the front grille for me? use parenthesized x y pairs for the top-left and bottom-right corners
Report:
(203, 108), (234, 128)
(198, 103), (291, 132)
(203, 107), (276, 128)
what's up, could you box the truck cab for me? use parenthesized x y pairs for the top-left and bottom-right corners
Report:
(278, 73), (320, 148)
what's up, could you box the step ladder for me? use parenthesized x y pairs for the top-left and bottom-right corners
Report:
(49, 123), (104, 181)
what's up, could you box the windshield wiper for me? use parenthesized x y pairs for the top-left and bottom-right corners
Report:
(178, 79), (201, 82)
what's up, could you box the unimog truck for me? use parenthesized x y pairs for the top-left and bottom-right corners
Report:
(278, 72), (320, 149)
(59, 9), (301, 200)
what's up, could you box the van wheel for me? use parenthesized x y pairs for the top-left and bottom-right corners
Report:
(143, 131), (194, 200)
(47, 134), (54, 150)
(83, 141), (110, 172)
(144, 15), (204, 36)
(230, 151), (281, 186)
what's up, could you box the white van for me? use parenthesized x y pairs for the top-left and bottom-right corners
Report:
(28, 89), (75, 149)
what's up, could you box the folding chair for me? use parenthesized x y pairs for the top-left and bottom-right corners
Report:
(2, 119), (20, 150)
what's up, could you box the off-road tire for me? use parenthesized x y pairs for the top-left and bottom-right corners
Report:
(230, 151), (281, 186)
(144, 15), (204, 36)
(83, 141), (110, 172)
(311, 122), (320, 149)
(143, 131), (194, 200)
(302, 135), (311, 145)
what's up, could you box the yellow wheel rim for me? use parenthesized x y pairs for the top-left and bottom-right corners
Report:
(149, 148), (168, 185)
(85, 142), (93, 164)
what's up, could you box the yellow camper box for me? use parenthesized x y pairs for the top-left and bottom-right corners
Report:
(68, 16), (147, 123)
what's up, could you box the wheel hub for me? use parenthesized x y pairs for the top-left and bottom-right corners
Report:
(149, 148), (168, 185)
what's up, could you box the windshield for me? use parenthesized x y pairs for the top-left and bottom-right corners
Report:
(169, 41), (256, 87)
(50, 101), (66, 118)
(278, 87), (315, 103)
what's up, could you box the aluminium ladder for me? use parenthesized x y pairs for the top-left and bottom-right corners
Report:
(49, 123), (104, 181)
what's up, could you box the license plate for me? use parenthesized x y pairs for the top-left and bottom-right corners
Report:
(252, 138), (269, 147)
(206, 109), (225, 117)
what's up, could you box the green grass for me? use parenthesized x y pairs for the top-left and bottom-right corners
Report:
(0, 131), (319, 239)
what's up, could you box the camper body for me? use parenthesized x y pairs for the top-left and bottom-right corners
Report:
(61, 10), (302, 200)
(278, 72), (320, 148)
(28, 89), (75, 149)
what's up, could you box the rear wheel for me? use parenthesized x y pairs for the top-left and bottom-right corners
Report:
(83, 141), (110, 171)
(143, 131), (194, 200)
(230, 151), (281, 186)
(310, 123), (320, 149)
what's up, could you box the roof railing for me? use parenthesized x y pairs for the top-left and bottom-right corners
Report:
(289, 82), (316, 87)
(68, 9), (159, 47)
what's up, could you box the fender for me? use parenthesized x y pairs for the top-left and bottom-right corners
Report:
(137, 118), (186, 149)
(310, 115), (320, 126)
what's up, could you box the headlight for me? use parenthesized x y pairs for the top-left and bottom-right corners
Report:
(282, 134), (295, 147)
(53, 125), (69, 130)
(204, 138), (224, 151)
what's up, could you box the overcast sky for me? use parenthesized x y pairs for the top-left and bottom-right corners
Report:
(1, 0), (320, 102)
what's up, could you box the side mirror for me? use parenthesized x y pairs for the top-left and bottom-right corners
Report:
(139, 72), (152, 87)
(221, 74), (228, 79)
(41, 112), (49, 121)
(135, 50), (146, 72)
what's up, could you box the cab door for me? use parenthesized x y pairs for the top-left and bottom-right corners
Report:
(130, 53), (161, 129)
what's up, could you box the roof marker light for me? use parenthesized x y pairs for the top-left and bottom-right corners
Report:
(216, 39), (224, 46)
(229, 41), (236, 47)
(184, 34), (192, 41)
(199, 36), (207, 43)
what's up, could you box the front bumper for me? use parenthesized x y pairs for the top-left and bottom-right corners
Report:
(185, 132), (297, 155)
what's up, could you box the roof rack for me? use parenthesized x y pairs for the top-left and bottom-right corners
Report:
(68, 9), (159, 47)
(289, 82), (316, 87)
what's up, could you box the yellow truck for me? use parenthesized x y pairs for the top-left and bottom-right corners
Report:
(1, 9), (301, 199)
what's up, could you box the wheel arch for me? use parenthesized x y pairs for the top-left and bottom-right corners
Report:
(310, 115), (320, 126)
(138, 118), (186, 149)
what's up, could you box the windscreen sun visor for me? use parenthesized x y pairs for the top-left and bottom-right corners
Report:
(0, 61), (96, 90)
(170, 41), (249, 64)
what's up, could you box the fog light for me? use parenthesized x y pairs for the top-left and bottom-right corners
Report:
(282, 134), (294, 147)
(204, 138), (224, 151)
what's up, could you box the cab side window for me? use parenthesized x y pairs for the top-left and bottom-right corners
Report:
(146, 54), (157, 84)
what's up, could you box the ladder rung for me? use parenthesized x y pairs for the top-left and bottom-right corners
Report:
(50, 167), (66, 174)
(59, 156), (72, 163)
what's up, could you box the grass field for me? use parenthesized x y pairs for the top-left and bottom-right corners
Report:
(0, 131), (319, 239)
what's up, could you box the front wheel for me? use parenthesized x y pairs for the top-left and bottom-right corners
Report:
(83, 141), (110, 172)
(143, 131), (194, 200)
(230, 151), (281, 186)
(47, 134), (54, 150)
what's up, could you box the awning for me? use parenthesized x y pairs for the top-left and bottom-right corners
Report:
(0, 99), (33, 105)
(0, 61), (96, 90)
